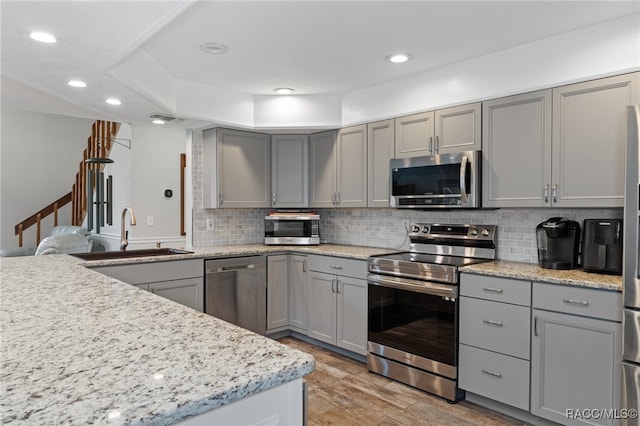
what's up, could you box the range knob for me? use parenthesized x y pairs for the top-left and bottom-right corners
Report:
(421, 225), (430, 233)
(481, 228), (491, 237)
(469, 227), (479, 236)
(411, 225), (420, 233)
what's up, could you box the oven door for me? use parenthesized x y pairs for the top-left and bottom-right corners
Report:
(368, 274), (458, 377)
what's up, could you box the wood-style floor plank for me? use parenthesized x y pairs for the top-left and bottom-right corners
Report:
(279, 337), (531, 426)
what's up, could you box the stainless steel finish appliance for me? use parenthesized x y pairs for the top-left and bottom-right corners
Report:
(390, 150), (480, 209)
(623, 104), (640, 423)
(205, 256), (267, 335)
(535, 217), (581, 270)
(264, 211), (320, 245)
(367, 223), (497, 402)
(583, 219), (623, 275)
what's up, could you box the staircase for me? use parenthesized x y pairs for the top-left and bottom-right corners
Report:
(14, 120), (120, 247)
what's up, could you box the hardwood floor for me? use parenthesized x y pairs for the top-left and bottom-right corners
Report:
(279, 337), (530, 426)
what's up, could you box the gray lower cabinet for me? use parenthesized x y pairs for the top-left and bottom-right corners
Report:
(459, 274), (532, 411)
(266, 254), (309, 333)
(91, 259), (204, 312)
(307, 255), (367, 355)
(531, 282), (622, 426)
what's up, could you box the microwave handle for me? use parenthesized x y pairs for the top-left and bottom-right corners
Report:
(459, 155), (469, 202)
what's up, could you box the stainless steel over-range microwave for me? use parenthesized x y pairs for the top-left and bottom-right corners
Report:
(264, 212), (320, 245)
(390, 150), (481, 209)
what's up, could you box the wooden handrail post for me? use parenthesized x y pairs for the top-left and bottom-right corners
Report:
(36, 213), (42, 246)
(18, 224), (23, 248)
(54, 202), (59, 226)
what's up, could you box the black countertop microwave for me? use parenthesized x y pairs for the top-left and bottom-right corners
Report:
(390, 150), (481, 209)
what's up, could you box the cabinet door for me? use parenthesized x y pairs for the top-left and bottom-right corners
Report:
(307, 271), (337, 345)
(309, 130), (337, 208)
(367, 119), (394, 207)
(435, 103), (481, 154)
(482, 90), (552, 207)
(531, 309), (621, 426)
(271, 135), (308, 208)
(217, 128), (271, 208)
(267, 255), (289, 331)
(149, 277), (204, 312)
(552, 73), (639, 207)
(394, 111), (434, 158)
(336, 276), (367, 355)
(336, 125), (367, 207)
(288, 255), (308, 332)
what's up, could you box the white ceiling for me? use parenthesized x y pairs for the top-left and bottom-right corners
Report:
(2, 1), (639, 127)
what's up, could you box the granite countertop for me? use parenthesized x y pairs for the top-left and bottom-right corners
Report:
(0, 255), (314, 425)
(461, 260), (623, 292)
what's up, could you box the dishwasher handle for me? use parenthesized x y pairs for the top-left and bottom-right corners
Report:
(207, 263), (255, 273)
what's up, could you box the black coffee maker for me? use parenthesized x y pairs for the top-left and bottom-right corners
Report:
(536, 217), (581, 270)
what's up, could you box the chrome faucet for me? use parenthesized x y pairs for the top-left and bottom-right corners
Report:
(120, 206), (137, 251)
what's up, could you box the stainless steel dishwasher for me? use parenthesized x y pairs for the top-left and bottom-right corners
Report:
(204, 256), (267, 335)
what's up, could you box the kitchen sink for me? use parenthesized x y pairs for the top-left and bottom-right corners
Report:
(71, 248), (193, 261)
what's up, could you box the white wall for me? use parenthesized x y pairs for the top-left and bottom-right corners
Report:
(0, 109), (94, 249)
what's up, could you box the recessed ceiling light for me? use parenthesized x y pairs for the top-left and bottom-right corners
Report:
(105, 98), (121, 106)
(67, 80), (87, 88)
(199, 43), (229, 55)
(385, 53), (412, 64)
(152, 119), (165, 125)
(30, 31), (56, 43)
(273, 88), (295, 95)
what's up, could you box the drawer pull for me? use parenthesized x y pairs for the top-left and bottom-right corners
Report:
(481, 369), (502, 378)
(330, 265), (343, 270)
(562, 298), (589, 306)
(483, 319), (503, 327)
(482, 287), (503, 293)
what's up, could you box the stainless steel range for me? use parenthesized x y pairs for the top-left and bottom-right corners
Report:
(367, 223), (497, 402)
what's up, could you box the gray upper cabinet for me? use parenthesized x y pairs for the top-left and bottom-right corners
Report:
(367, 119), (394, 207)
(271, 135), (308, 208)
(394, 111), (434, 158)
(482, 90), (552, 208)
(551, 73), (639, 208)
(434, 103), (481, 154)
(309, 127), (367, 208)
(394, 103), (481, 159)
(203, 128), (271, 208)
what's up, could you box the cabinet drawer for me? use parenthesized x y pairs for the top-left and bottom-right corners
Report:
(532, 282), (622, 322)
(460, 274), (531, 306)
(92, 259), (203, 284)
(308, 255), (367, 279)
(459, 344), (530, 411)
(460, 297), (530, 359)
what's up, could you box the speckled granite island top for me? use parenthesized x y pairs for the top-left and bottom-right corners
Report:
(461, 260), (622, 291)
(0, 255), (314, 425)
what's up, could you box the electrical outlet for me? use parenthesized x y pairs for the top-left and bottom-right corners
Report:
(206, 218), (214, 231)
(147, 215), (154, 226)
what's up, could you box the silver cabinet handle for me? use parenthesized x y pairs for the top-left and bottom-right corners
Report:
(481, 369), (502, 378)
(303, 259), (307, 273)
(336, 280), (341, 294)
(272, 192), (276, 205)
(483, 319), (503, 327)
(534, 316), (538, 337)
(544, 184), (549, 203)
(336, 191), (340, 205)
(428, 136), (433, 154)
(482, 287), (503, 293)
(331, 279), (337, 293)
(330, 265), (343, 270)
(331, 192), (337, 206)
(218, 192), (223, 206)
(435, 135), (440, 154)
(552, 183), (558, 203)
(562, 298), (589, 306)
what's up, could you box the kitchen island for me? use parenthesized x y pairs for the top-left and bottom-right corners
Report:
(0, 254), (314, 425)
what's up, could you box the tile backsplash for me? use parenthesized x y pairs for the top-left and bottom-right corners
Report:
(192, 135), (622, 263)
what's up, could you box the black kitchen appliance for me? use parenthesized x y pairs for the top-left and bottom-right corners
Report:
(536, 217), (580, 270)
(582, 219), (623, 275)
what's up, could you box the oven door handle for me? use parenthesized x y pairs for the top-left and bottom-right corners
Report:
(368, 274), (457, 298)
(459, 155), (469, 202)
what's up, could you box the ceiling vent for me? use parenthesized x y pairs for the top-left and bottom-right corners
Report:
(148, 113), (183, 122)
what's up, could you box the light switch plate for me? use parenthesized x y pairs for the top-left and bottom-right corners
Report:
(206, 218), (214, 231)
(147, 215), (154, 226)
